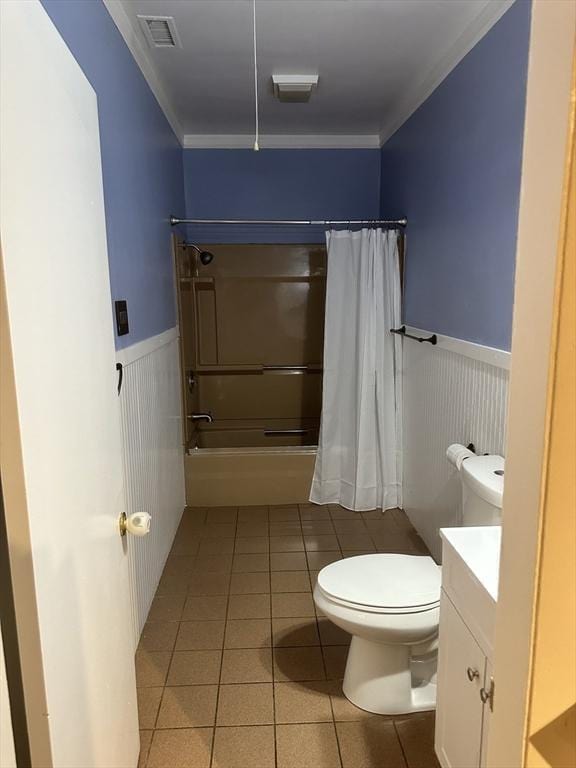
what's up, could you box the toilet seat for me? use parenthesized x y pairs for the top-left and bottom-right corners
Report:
(317, 554), (441, 615)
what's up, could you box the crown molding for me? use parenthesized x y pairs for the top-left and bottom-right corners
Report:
(182, 134), (381, 149)
(379, 0), (515, 146)
(102, 0), (184, 144)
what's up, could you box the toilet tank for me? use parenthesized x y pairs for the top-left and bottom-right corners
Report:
(460, 455), (504, 525)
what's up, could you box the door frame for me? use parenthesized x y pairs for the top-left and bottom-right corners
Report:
(486, 1), (576, 765)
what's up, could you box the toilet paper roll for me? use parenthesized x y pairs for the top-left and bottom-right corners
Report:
(446, 443), (475, 470)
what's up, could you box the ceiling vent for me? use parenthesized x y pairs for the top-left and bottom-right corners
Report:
(272, 75), (319, 103)
(137, 15), (182, 48)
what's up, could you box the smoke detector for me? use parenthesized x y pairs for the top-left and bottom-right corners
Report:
(137, 15), (182, 48)
(272, 75), (319, 103)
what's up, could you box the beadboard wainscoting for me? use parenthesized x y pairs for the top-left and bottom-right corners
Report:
(402, 329), (510, 562)
(116, 328), (186, 646)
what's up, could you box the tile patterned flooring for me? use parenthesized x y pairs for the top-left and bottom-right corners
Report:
(136, 504), (441, 768)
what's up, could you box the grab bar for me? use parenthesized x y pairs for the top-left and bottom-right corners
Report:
(262, 365), (309, 372)
(264, 429), (309, 436)
(390, 325), (437, 345)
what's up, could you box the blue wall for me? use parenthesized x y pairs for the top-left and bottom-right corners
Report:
(182, 148), (381, 243)
(380, 0), (531, 350)
(41, 0), (184, 348)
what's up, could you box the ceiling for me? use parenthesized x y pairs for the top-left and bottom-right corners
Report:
(107, 0), (513, 146)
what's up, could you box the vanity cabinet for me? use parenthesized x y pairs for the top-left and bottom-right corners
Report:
(435, 593), (493, 768)
(435, 527), (500, 768)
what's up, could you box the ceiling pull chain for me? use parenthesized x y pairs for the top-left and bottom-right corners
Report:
(253, 0), (259, 151)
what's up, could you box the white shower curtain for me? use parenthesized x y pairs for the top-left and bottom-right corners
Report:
(310, 228), (403, 511)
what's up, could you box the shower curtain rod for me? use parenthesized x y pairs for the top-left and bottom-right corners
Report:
(169, 215), (407, 227)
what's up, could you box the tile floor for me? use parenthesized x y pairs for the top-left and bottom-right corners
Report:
(136, 504), (441, 768)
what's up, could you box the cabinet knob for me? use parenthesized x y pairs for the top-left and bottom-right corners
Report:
(466, 667), (480, 682)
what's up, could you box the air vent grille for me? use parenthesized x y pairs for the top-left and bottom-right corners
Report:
(137, 15), (181, 48)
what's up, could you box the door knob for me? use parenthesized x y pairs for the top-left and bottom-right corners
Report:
(119, 512), (151, 537)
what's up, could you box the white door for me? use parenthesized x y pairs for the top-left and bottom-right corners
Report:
(435, 593), (486, 768)
(0, 2), (139, 766)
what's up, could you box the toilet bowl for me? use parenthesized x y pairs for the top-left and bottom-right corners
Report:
(314, 554), (441, 715)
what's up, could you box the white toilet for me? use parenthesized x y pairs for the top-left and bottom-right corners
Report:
(313, 452), (504, 715)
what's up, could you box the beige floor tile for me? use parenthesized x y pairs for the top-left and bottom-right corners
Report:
(200, 523), (236, 538)
(271, 571), (312, 593)
(304, 535), (340, 552)
(175, 620), (225, 651)
(337, 534), (376, 551)
(274, 682), (333, 723)
(306, 552), (342, 570)
(269, 535), (305, 552)
(336, 720), (407, 768)
(228, 593), (271, 619)
(299, 506), (331, 521)
(182, 595), (228, 620)
(329, 683), (375, 722)
(193, 554), (233, 573)
(206, 508), (238, 524)
(220, 648), (273, 683)
(237, 521), (269, 537)
(224, 619), (272, 649)
(269, 522), (302, 536)
(269, 505), (299, 521)
(274, 646), (326, 682)
(394, 712), (440, 768)
(198, 538), (235, 555)
(276, 723), (341, 768)
(272, 593), (316, 618)
(212, 725), (275, 768)
(137, 687), (163, 729)
(232, 553), (270, 573)
(167, 650), (222, 685)
(272, 617), (320, 647)
(156, 572), (192, 595)
(216, 683), (274, 725)
(301, 521), (336, 534)
(147, 727), (213, 768)
(323, 646), (349, 680)
(343, 550), (376, 558)
(147, 594), (186, 623)
(329, 507), (358, 520)
(270, 552), (308, 571)
(156, 685), (218, 729)
(138, 622), (178, 652)
(332, 520), (369, 533)
(234, 536), (270, 553)
(138, 730), (153, 768)
(229, 572), (270, 594)
(317, 619), (351, 646)
(187, 572), (230, 596)
(169, 534), (201, 557)
(135, 650), (171, 688)
(238, 506), (269, 522)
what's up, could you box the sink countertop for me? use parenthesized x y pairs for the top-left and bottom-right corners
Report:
(440, 526), (502, 602)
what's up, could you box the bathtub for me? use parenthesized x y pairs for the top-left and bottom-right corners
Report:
(184, 446), (316, 507)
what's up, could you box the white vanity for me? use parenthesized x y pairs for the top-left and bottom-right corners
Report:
(435, 526), (501, 768)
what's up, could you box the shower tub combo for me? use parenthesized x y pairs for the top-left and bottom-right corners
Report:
(175, 241), (325, 506)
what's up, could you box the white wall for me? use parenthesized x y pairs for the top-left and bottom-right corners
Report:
(116, 328), (186, 646)
(402, 329), (509, 562)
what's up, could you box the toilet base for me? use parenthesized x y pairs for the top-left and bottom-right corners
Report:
(342, 636), (437, 715)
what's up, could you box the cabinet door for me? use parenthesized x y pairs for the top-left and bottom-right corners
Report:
(435, 592), (486, 768)
(479, 658), (493, 767)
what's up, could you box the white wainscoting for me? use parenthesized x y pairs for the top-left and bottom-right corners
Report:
(402, 330), (509, 562)
(117, 327), (185, 646)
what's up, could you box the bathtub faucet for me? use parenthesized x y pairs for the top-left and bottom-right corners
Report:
(188, 413), (213, 423)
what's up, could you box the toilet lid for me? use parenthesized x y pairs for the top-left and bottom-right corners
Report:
(317, 554), (441, 610)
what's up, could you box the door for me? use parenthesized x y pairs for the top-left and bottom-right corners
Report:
(435, 592), (486, 768)
(0, 2), (139, 766)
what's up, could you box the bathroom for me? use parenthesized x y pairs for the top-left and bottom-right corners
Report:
(0, 1), (574, 768)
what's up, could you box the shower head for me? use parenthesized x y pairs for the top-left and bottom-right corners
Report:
(185, 243), (214, 265)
